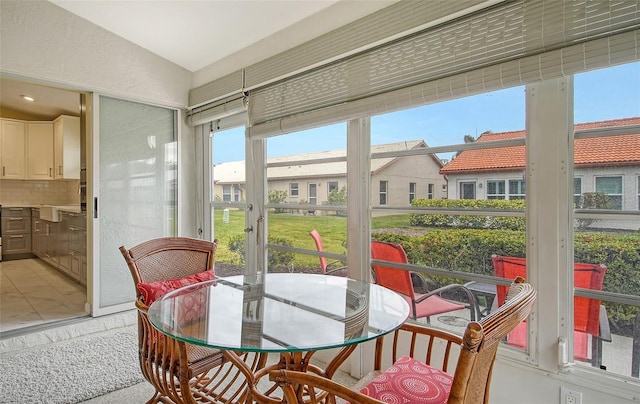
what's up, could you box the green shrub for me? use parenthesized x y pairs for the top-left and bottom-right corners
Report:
(575, 192), (611, 230)
(268, 190), (288, 213)
(410, 199), (525, 230)
(373, 228), (640, 335)
(227, 234), (295, 271)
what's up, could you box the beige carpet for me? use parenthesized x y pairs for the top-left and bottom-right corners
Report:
(0, 325), (143, 404)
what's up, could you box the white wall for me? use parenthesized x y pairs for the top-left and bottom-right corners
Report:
(0, 0), (198, 237)
(0, 1), (191, 108)
(491, 359), (637, 404)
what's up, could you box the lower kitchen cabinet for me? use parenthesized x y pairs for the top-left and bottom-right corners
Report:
(42, 220), (59, 268)
(32, 210), (45, 257)
(31, 209), (86, 285)
(63, 211), (86, 285)
(2, 207), (32, 258)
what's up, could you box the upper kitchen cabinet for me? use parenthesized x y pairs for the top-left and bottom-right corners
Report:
(26, 121), (54, 180)
(53, 115), (80, 180)
(0, 119), (27, 179)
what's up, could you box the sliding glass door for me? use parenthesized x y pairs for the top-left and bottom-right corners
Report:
(92, 96), (177, 313)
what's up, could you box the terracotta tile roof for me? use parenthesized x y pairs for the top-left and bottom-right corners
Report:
(440, 117), (640, 174)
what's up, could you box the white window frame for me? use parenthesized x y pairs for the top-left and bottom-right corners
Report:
(289, 182), (299, 198)
(574, 177), (582, 207)
(379, 180), (388, 205)
(486, 180), (506, 199)
(508, 179), (526, 200)
(459, 181), (475, 199)
(409, 182), (416, 203)
(203, 77), (640, 402)
(595, 175), (623, 210)
(328, 181), (339, 194)
(222, 185), (231, 202)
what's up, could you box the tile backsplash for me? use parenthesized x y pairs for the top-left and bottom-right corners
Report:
(0, 180), (80, 206)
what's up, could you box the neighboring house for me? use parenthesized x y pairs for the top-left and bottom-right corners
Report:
(440, 117), (640, 229)
(213, 140), (447, 208)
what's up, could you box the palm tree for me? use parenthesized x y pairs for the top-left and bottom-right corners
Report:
(455, 134), (477, 157)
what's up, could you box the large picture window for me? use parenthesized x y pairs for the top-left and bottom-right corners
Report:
(209, 57), (639, 392)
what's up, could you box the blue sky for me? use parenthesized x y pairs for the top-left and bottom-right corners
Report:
(214, 62), (639, 164)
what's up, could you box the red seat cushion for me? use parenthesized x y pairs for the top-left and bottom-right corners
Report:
(137, 271), (216, 305)
(359, 356), (453, 403)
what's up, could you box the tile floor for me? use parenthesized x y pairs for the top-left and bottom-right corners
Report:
(0, 258), (88, 334)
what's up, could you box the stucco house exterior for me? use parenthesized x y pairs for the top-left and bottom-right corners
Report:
(440, 117), (640, 228)
(213, 140), (447, 208)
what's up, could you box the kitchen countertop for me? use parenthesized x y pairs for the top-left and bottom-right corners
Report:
(2, 205), (84, 214)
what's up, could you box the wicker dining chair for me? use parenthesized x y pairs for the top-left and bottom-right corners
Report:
(120, 237), (263, 404)
(269, 276), (537, 404)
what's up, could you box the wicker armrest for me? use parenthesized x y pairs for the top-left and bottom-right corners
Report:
(270, 369), (385, 404)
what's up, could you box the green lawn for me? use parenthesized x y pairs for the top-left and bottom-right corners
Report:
(213, 208), (412, 267)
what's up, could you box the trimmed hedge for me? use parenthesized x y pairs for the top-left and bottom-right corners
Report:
(228, 234), (295, 271)
(410, 199), (526, 230)
(372, 228), (640, 336)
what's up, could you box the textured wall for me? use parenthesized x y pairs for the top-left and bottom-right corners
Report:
(0, 0), (191, 108)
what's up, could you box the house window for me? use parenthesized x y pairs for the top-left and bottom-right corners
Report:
(573, 178), (582, 207)
(379, 181), (388, 205)
(428, 183), (434, 199)
(460, 182), (475, 199)
(233, 185), (240, 202)
(308, 183), (317, 205)
(290, 183), (299, 197)
(638, 176), (640, 210)
(486, 180), (505, 199)
(409, 182), (416, 203)
(508, 179), (525, 200)
(328, 181), (338, 194)
(222, 185), (232, 202)
(595, 176), (623, 210)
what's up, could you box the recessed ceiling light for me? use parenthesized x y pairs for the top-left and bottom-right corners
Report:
(21, 95), (35, 102)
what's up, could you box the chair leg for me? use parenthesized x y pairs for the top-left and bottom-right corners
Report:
(591, 335), (604, 369)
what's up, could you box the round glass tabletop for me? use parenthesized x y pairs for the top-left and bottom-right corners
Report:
(148, 273), (410, 353)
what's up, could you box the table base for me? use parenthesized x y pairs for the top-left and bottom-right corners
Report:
(224, 344), (359, 404)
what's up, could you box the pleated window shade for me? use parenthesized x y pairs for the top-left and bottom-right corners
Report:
(185, 94), (247, 127)
(247, 0), (639, 138)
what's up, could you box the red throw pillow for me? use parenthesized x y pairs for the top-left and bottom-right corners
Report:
(137, 271), (216, 305)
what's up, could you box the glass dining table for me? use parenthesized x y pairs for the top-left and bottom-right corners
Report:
(147, 272), (410, 402)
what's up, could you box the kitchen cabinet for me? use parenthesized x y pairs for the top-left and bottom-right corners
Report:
(1, 207), (32, 257)
(32, 209), (86, 285)
(67, 211), (87, 285)
(31, 208), (45, 257)
(58, 213), (71, 273)
(0, 119), (26, 179)
(53, 115), (80, 180)
(38, 220), (59, 268)
(26, 122), (54, 180)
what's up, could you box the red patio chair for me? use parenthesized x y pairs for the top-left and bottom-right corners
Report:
(309, 229), (346, 275)
(371, 241), (477, 323)
(492, 254), (611, 367)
